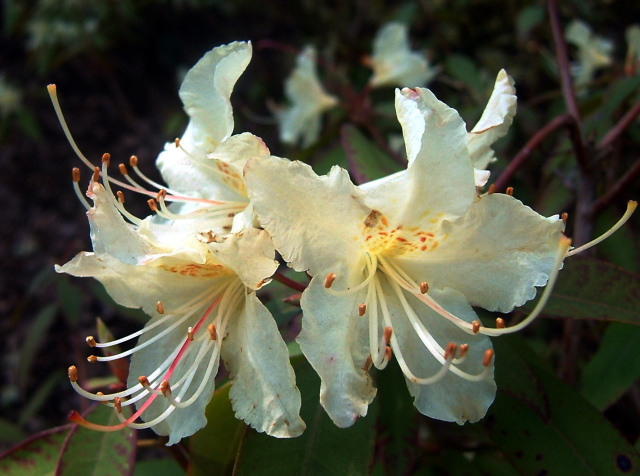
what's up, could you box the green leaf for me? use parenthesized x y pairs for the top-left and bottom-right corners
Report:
(0, 425), (71, 476)
(18, 303), (58, 392)
(485, 335), (640, 475)
(516, 5), (544, 38)
(580, 323), (640, 410)
(56, 277), (83, 327)
(133, 459), (183, 476)
(96, 317), (129, 384)
(341, 124), (400, 184)
(0, 419), (27, 445)
(55, 404), (137, 476)
(524, 257), (640, 325)
(190, 381), (246, 476)
(233, 358), (379, 476)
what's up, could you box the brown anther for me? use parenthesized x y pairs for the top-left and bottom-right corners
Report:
(358, 303), (367, 316)
(561, 212), (568, 224)
(156, 189), (167, 202)
(227, 212), (235, 217)
(86, 336), (97, 347)
(472, 321), (481, 334)
(118, 163), (128, 176)
(384, 346), (393, 362)
(116, 191), (125, 204)
(87, 355), (98, 363)
(72, 167), (81, 183)
(419, 281), (429, 294)
(156, 301), (165, 314)
(147, 198), (158, 212)
(68, 365), (78, 382)
(187, 327), (194, 341)
(113, 397), (122, 413)
(101, 153), (111, 166)
(96, 391), (105, 397)
(174, 138), (180, 148)
(505, 187), (514, 197)
(488, 183), (496, 194)
(160, 380), (171, 396)
(129, 155), (138, 167)
(208, 323), (218, 341)
(92, 166), (101, 182)
(383, 326), (393, 345)
(324, 272), (336, 288)
(496, 318), (505, 329)
(459, 344), (469, 358)
(444, 342), (458, 360)
(482, 349), (495, 367)
(138, 376), (150, 387)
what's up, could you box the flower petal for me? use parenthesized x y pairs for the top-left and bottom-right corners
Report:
(244, 156), (370, 276)
(297, 275), (376, 427)
(179, 41), (252, 151)
(222, 293), (305, 437)
(466, 70), (517, 172)
(365, 88), (476, 227)
(400, 193), (565, 312)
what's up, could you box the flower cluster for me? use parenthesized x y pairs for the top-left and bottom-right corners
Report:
(53, 41), (636, 443)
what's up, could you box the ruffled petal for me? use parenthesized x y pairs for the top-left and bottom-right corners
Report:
(179, 41), (252, 150)
(467, 70), (517, 173)
(365, 88), (476, 228)
(399, 193), (565, 312)
(222, 293), (305, 437)
(244, 156), (370, 276)
(297, 275), (376, 427)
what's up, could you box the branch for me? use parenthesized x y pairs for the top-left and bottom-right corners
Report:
(272, 271), (307, 293)
(493, 114), (572, 192)
(597, 96), (640, 151)
(590, 157), (640, 216)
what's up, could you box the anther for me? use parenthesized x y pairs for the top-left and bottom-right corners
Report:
(156, 189), (167, 202)
(488, 184), (496, 194)
(472, 321), (481, 334)
(324, 272), (336, 288)
(92, 167), (100, 182)
(496, 318), (505, 329)
(187, 327), (194, 341)
(561, 212), (568, 224)
(174, 138), (180, 148)
(384, 346), (393, 362)
(482, 349), (495, 367)
(87, 355), (98, 363)
(208, 323), (218, 341)
(147, 198), (158, 212)
(444, 342), (458, 360)
(129, 155), (138, 167)
(101, 153), (111, 166)
(156, 301), (165, 314)
(116, 191), (125, 204)
(358, 303), (367, 316)
(113, 397), (122, 413)
(383, 326), (393, 345)
(68, 365), (78, 382)
(419, 281), (429, 294)
(459, 344), (469, 358)
(505, 187), (514, 196)
(86, 336), (97, 347)
(160, 380), (171, 396)
(138, 376), (150, 387)
(72, 167), (81, 183)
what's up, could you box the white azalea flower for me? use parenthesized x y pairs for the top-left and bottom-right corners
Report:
(368, 22), (437, 88)
(276, 46), (338, 148)
(566, 20), (613, 88)
(59, 180), (304, 444)
(245, 86), (571, 428)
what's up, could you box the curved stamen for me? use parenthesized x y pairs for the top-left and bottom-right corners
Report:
(325, 254), (378, 296)
(72, 168), (91, 210)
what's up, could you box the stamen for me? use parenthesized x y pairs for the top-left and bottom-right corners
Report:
(187, 327), (194, 341)
(86, 336), (97, 347)
(208, 323), (218, 340)
(87, 355), (98, 363)
(358, 303), (367, 316)
(506, 187), (514, 196)
(101, 153), (111, 167)
(138, 376), (150, 387)
(119, 164), (128, 175)
(113, 397), (122, 413)
(383, 326), (393, 345)
(324, 272), (336, 288)
(562, 212), (568, 224)
(156, 301), (165, 314)
(419, 281), (429, 294)
(443, 342), (458, 360)
(566, 200), (637, 257)
(68, 365), (78, 382)
(384, 346), (393, 363)
(147, 198), (158, 212)
(482, 349), (494, 367)
(71, 168), (92, 210)
(472, 321), (480, 334)
(488, 184), (496, 194)
(129, 155), (138, 167)
(174, 138), (180, 148)
(459, 344), (469, 358)
(116, 191), (125, 204)
(160, 380), (171, 396)
(92, 167), (100, 183)
(326, 254), (378, 296)
(495, 318), (505, 329)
